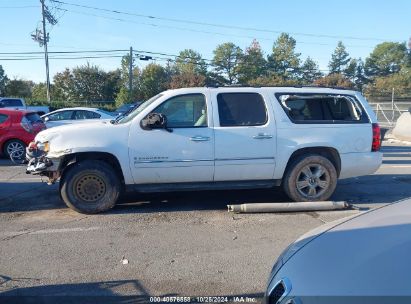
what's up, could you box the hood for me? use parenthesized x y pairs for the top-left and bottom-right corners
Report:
(35, 121), (129, 158)
(276, 198), (411, 296)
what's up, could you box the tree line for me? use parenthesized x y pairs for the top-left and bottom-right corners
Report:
(0, 33), (410, 107)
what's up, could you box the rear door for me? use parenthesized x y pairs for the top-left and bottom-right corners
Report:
(0, 113), (11, 143)
(212, 91), (277, 181)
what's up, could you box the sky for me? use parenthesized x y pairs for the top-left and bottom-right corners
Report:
(0, 0), (410, 83)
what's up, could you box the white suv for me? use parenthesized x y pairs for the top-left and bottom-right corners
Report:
(26, 87), (382, 214)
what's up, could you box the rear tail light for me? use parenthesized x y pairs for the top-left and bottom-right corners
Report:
(21, 116), (33, 133)
(372, 123), (381, 152)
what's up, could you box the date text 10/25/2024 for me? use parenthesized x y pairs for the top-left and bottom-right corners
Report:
(149, 296), (258, 303)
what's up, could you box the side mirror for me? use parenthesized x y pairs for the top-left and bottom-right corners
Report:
(141, 113), (172, 132)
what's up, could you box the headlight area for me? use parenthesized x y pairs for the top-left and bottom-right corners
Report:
(25, 141), (58, 184)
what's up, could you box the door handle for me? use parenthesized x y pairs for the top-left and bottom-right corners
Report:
(190, 136), (210, 142)
(253, 133), (273, 139)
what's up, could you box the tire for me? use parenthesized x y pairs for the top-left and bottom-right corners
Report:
(3, 139), (26, 160)
(60, 160), (120, 214)
(282, 154), (337, 202)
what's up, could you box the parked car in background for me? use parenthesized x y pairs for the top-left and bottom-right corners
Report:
(0, 97), (50, 115)
(265, 197), (411, 304)
(0, 109), (46, 159)
(26, 87), (382, 214)
(114, 101), (143, 116)
(41, 107), (115, 128)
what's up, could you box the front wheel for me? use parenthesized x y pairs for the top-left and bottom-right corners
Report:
(60, 160), (121, 214)
(283, 154), (337, 202)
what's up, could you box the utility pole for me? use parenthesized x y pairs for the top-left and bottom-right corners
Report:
(129, 46), (133, 101)
(41, 0), (51, 103)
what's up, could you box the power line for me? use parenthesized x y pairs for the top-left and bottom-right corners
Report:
(0, 49), (128, 55)
(50, 0), (389, 42)
(0, 5), (38, 8)
(0, 55), (125, 60)
(52, 7), (376, 50)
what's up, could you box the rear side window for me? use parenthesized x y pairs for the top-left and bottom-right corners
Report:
(0, 114), (8, 124)
(0, 99), (23, 107)
(25, 113), (43, 123)
(74, 110), (101, 120)
(217, 93), (267, 127)
(276, 94), (368, 124)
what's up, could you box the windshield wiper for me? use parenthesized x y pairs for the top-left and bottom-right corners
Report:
(111, 106), (136, 124)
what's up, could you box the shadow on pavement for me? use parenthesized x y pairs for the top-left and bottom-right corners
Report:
(0, 277), (264, 304)
(1, 173), (411, 214)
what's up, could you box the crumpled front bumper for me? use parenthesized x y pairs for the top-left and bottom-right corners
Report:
(25, 144), (61, 177)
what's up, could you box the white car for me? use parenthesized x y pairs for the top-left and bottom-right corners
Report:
(41, 107), (115, 128)
(26, 87), (382, 214)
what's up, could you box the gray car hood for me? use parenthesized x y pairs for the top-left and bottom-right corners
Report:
(277, 198), (411, 296)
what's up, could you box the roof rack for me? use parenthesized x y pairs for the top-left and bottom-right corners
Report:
(205, 84), (353, 90)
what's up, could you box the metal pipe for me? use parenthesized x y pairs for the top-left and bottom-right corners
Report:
(227, 201), (349, 213)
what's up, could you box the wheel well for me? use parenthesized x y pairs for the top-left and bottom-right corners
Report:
(284, 147), (341, 177)
(60, 152), (125, 185)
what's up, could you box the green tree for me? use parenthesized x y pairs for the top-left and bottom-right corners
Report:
(53, 64), (121, 102)
(31, 82), (48, 101)
(299, 57), (322, 84)
(366, 67), (411, 96)
(365, 42), (409, 78)
(248, 74), (299, 87)
(53, 68), (76, 101)
(267, 33), (301, 80)
(212, 42), (242, 84)
(115, 86), (131, 107)
(0, 65), (8, 96)
(344, 58), (357, 81)
(5, 79), (34, 97)
(169, 72), (206, 89)
(237, 39), (267, 84)
(314, 73), (354, 89)
(71, 63), (108, 101)
(328, 41), (351, 74)
(354, 59), (367, 91)
(175, 49), (207, 76)
(140, 63), (169, 99)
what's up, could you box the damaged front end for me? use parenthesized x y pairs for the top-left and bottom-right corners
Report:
(25, 141), (63, 185)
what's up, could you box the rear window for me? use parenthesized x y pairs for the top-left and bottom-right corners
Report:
(0, 99), (24, 107)
(96, 109), (115, 117)
(276, 94), (369, 124)
(0, 114), (8, 124)
(25, 113), (43, 123)
(217, 93), (267, 127)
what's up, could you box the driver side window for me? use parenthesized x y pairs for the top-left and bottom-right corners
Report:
(153, 94), (207, 128)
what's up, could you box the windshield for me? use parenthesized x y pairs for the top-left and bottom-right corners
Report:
(116, 94), (163, 124)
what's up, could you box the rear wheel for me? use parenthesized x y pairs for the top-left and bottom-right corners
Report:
(283, 154), (337, 202)
(60, 160), (120, 214)
(4, 139), (26, 160)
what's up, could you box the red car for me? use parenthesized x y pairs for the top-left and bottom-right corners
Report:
(0, 109), (46, 160)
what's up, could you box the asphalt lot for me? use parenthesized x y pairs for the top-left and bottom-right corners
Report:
(1, 140), (411, 303)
